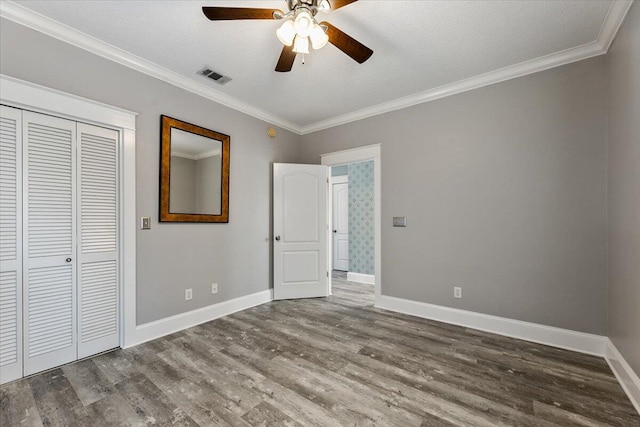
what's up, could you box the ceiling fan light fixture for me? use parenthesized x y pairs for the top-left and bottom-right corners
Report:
(276, 19), (296, 46)
(310, 23), (329, 50)
(294, 10), (314, 37)
(202, 0), (372, 72)
(293, 35), (310, 54)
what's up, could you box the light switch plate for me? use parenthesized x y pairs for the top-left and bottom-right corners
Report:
(140, 217), (151, 230)
(393, 216), (407, 227)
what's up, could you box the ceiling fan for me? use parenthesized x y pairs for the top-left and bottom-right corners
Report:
(202, 0), (373, 72)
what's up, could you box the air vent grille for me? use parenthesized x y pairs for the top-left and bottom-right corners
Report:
(198, 68), (232, 85)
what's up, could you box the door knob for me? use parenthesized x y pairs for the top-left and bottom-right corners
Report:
(333, 230), (337, 233)
(66, 258), (72, 263)
(275, 236), (281, 241)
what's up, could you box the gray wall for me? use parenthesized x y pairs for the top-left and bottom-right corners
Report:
(606, 3), (640, 374)
(0, 19), (301, 324)
(299, 57), (608, 334)
(170, 156), (197, 213)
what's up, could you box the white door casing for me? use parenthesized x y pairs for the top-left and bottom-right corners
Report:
(0, 105), (23, 383)
(22, 111), (78, 376)
(321, 144), (381, 302)
(332, 177), (349, 271)
(273, 163), (329, 300)
(1, 74), (136, 355)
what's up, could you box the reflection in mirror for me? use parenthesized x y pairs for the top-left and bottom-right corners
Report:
(169, 128), (222, 215)
(160, 115), (230, 223)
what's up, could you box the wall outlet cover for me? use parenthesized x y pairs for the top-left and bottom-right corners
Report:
(211, 283), (218, 294)
(185, 288), (193, 301)
(140, 216), (151, 230)
(454, 287), (462, 299)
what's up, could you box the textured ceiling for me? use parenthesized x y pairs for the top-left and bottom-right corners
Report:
(13, 0), (613, 127)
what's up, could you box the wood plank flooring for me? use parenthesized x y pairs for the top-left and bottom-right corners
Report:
(1, 272), (638, 426)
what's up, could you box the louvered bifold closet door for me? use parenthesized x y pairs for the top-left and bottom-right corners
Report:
(22, 111), (77, 376)
(0, 106), (23, 384)
(77, 124), (119, 359)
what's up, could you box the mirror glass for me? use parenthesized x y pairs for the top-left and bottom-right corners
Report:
(169, 128), (222, 215)
(160, 115), (230, 223)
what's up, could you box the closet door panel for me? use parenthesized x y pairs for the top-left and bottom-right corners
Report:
(0, 105), (23, 384)
(77, 124), (119, 358)
(23, 111), (77, 375)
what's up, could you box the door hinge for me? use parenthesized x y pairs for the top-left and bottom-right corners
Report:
(327, 271), (329, 277)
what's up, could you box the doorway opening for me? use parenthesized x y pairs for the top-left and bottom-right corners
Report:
(330, 173), (349, 272)
(322, 144), (381, 305)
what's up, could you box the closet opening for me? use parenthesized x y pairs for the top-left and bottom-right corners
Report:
(0, 75), (137, 385)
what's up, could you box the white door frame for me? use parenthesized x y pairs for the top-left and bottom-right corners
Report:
(0, 75), (138, 349)
(330, 175), (348, 272)
(321, 144), (381, 303)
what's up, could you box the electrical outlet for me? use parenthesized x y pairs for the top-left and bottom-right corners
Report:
(185, 288), (193, 301)
(454, 287), (462, 299)
(211, 283), (218, 294)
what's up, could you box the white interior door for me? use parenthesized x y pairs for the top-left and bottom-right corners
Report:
(273, 163), (329, 300)
(332, 177), (349, 271)
(77, 123), (119, 359)
(0, 105), (23, 384)
(23, 111), (77, 376)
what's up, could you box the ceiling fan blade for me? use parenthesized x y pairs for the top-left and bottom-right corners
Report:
(321, 22), (373, 64)
(275, 45), (296, 72)
(202, 7), (282, 21)
(330, 0), (358, 10)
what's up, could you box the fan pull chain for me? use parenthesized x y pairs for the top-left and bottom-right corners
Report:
(302, 54), (306, 65)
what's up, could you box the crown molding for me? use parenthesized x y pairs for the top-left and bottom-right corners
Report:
(300, 42), (603, 134)
(299, 0), (634, 135)
(597, 0), (634, 52)
(0, 1), (303, 134)
(2, 0), (633, 136)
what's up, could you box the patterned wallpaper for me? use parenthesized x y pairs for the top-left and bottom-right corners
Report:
(348, 161), (375, 275)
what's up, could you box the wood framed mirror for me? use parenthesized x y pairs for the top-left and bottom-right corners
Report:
(160, 115), (230, 222)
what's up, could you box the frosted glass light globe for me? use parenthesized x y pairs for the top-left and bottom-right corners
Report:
(276, 20), (296, 46)
(310, 24), (329, 50)
(293, 35), (310, 54)
(294, 11), (314, 37)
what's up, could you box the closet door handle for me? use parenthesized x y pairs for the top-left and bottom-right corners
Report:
(66, 258), (72, 263)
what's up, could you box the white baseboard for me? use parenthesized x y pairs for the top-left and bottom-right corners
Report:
(605, 339), (640, 415)
(375, 295), (607, 356)
(124, 289), (273, 348)
(347, 272), (375, 285)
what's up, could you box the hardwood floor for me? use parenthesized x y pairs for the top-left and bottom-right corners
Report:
(1, 273), (638, 426)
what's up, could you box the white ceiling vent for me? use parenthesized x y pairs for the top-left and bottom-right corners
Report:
(198, 67), (232, 85)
